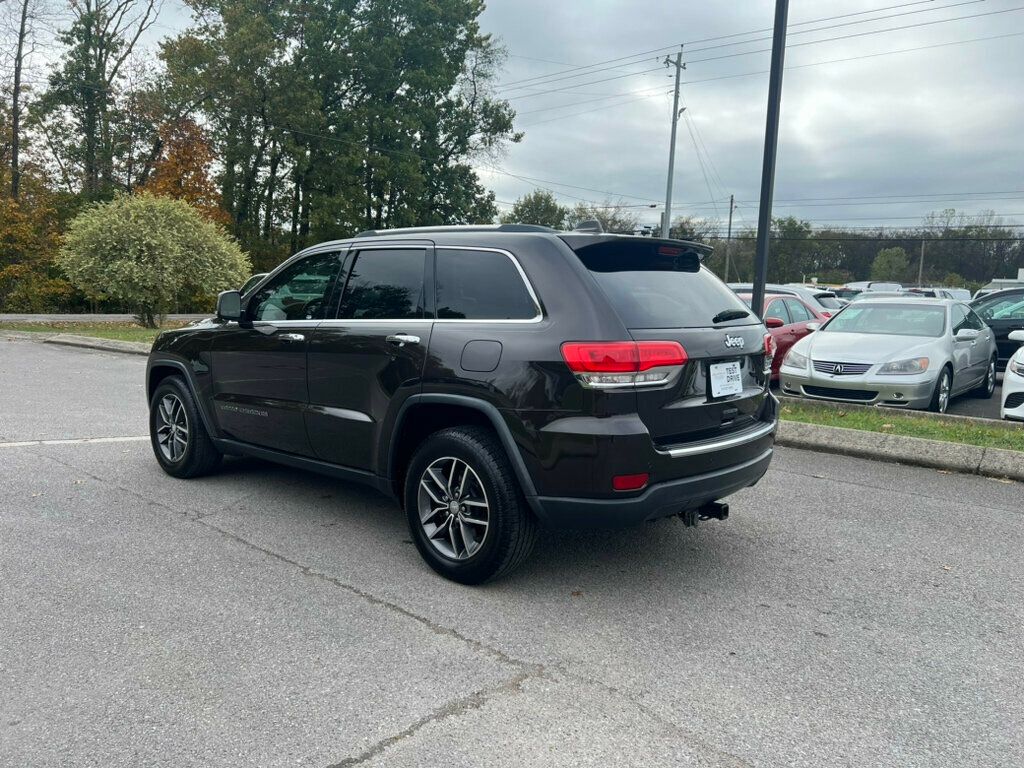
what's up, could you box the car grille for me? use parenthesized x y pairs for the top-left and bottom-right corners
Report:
(803, 385), (878, 402)
(812, 360), (872, 376)
(1004, 392), (1024, 409)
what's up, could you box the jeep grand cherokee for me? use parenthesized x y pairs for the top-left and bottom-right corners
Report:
(147, 224), (777, 583)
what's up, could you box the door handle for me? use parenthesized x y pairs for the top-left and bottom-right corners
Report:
(278, 333), (305, 342)
(386, 334), (420, 347)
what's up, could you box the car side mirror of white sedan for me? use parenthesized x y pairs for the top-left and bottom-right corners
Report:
(1009, 330), (1024, 342)
(805, 322), (820, 332)
(955, 328), (980, 341)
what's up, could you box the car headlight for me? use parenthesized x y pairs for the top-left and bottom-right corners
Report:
(782, 348), (809, 370)
(878, 357), (929, 375)
(1009, 359), (1024, 377)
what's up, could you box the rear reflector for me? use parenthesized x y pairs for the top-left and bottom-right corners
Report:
(561, 341), (687, 389)
(613, 473), (649, 491)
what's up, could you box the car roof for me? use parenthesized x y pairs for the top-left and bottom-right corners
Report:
(303, 226), (713, 256)
(851, 296), (953, 305)
(973, 287), (1024, 301)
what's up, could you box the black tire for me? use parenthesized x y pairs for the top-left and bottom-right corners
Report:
(971, 356), (997, 398)
(928, 366), (953, 413)
(403, 426), (537, 585)
(149, 376), (222, 478)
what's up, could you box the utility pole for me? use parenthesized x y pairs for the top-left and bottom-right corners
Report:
(751, 0), (790, 319)
(918, 239), (925, 286)
(661, 51), (685, 238)
(724, 194), (735, 281)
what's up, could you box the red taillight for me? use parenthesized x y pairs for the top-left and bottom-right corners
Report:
(613, 473), (649, 491)
(764, 333), (777, 366)
(561, 341), (687, 388)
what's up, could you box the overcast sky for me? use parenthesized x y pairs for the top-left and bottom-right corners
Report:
(475, 0), (1024, 232)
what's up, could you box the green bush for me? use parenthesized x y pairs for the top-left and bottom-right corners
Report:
(58, 193), (251, 326)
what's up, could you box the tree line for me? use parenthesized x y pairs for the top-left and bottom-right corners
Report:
(503, 191), (1023, 290)
(2, 0), (1022, 314)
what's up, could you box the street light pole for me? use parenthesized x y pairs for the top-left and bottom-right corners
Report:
(751, 0), (790, 319)
(724, 194), (735, 281)
(661, 51), (684, 238)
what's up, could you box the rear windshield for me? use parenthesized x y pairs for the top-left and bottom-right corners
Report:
(823, 304), (946, 338)
(573, 242), (751, 328)
(815, 294), (843, 309)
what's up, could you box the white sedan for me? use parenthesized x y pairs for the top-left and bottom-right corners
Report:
(1001, 330), (1024, 421)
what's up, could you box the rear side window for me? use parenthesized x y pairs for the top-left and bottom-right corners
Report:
(766, 300), (790, 325)
(572, 241), (750, 328)
(337, 249), (426, 320)
(435, 249), (538, 320)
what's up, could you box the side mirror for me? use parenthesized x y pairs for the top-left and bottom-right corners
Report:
(805, 322), (821, 332)
(1009, 330), (1024, 342)
(216, 290), (242, 322)
(765, 317), (784, 329)
(955, 328), (979, 341)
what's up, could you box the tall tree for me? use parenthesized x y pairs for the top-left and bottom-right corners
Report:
(36, 0), (160, 198)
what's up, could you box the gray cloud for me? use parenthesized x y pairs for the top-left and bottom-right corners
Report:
(480, 0), (1024, 231)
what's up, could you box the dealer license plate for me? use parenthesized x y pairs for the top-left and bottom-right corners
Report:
(710, 361), (743, 398)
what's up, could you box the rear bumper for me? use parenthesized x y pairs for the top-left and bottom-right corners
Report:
(531, 447), (773, 529)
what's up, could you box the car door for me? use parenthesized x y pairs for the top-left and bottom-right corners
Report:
(784, 298), (815, 340)
(210, 249), (344, 456)
(949, 304), (978, 390)
(306, 244), (433, 471)
(974, 292), (1024, 365)
(963, 304), (994, 379)
(764, 299), (791, 376)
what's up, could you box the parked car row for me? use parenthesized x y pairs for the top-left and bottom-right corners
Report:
(726, 283), (1024, 417)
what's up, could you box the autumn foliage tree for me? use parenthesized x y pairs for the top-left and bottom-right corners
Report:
(142, 118), (230, 224)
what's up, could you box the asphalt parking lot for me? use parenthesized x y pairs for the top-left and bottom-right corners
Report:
(2, 337), (1022, 767)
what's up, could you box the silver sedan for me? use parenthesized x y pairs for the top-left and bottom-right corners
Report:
(779, 298), (998, 413)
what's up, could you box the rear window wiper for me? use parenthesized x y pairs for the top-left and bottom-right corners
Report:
(712, 309), (750, 324)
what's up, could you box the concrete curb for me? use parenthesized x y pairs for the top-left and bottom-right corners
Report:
(2, 330), (150, 356)
(776, 394), (1014, 430)
(776, 420), (1024, 482)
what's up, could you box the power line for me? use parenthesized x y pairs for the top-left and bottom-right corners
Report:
(496, 0), (945, 90)
(686, 6), (1024, 65)
(516, 91), (671, 127)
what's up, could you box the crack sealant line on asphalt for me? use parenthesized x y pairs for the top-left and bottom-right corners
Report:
(0, 435), (149, 448)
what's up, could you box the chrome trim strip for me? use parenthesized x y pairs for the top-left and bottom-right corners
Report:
(657, 420), (776, 458)
(305, 405), (374, 423)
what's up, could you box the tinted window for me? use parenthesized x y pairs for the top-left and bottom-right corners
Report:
(965, 308), (987, 329)
(975, 293), (1024, 320)
(815, 294), (843, 310)
(823, 304), (946, 338)
(786, 299), (813, 323)
(337, 249), (426, 320)
(575, 242), (749, 328)
(249, 252), (341, 321)
(765, 300), (790, 325)
(436, 249), (538, 320)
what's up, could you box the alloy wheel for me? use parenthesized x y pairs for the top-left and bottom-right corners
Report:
(987, 360), (996, 395)
(156, 393), (189, 462)
(417, 456), (490, 561)
(938, 373), (951, 413)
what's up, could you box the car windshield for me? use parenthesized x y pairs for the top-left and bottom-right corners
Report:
(822, 304), (946, 338)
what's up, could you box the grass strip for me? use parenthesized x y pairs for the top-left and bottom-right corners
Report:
(780, 399), (1024, 452)
(0, 322), (187, 343)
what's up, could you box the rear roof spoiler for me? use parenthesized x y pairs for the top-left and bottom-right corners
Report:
(558, 234), (712, 261)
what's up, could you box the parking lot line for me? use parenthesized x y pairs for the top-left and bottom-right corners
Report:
(0, 435), (149, 448)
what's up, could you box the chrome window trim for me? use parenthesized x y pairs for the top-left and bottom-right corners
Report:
(433, 245), (544, 325)
(656, 420), (776, 458)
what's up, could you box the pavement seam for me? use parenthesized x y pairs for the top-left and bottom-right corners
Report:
(552, 666), (755, 768)
(323, 669), (541, 767)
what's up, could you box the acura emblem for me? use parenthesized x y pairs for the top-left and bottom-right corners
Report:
(724, 335), (745, 349)
(833, 364), (844, 375)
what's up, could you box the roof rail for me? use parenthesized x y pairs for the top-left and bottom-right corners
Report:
(354, 223), (556, 238)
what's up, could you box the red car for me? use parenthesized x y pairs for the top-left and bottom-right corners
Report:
(737, 293), (826, 380)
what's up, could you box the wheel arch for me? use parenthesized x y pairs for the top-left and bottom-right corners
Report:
(147, 359), (218, 437)
(385, 394), (538, 506)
